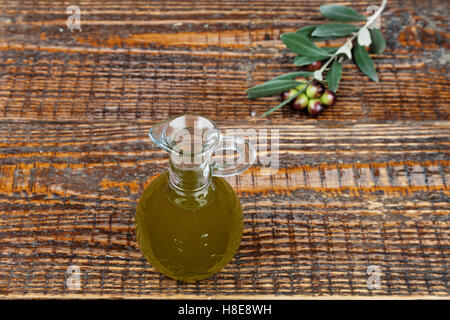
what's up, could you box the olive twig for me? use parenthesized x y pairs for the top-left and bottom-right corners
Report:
(316, 0), (387, 77)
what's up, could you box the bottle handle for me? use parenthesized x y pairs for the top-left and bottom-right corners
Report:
(211, 135), (256, 177)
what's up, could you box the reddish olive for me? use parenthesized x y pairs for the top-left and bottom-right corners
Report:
(281, 88), (298, 102)
(320, 90), (337, 107)
(291, 93), (309, 111)
(307, 60), (323, 71)
(306, 81), (325, 99)
(294, 77), (307, 92)
(307, 99), (323, 117)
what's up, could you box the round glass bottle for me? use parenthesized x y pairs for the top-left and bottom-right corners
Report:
(136, 115), (255, 282)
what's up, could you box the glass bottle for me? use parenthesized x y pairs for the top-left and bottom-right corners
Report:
(136, 114), (256, 282)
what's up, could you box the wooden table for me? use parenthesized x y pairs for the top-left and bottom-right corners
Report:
(0, 0), (448, 299)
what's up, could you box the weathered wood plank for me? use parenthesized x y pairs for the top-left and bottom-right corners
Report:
(0, 121), (448, 297)
(0, 0), (448, 123)
(0, 0), (449, 298)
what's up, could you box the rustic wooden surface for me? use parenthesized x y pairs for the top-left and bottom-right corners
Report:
(0, 0), (449, 299)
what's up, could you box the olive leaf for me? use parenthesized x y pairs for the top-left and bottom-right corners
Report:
(268, 71), (313, 81)
(357, 27), (372, 47)
(280, 33), (330, 58)
(320, 4), (366, 22)
(354, 43), (379, 82)
(295, 25), (341, 42)
(323, 47), (338, 54)
(310, 35), (343, 42)
(294, 55), (323, 67)
(246, 80), (301, 99)
(326, 60), (342, 92)
(312, 23), (360, 38)
(295, 25), (317, 36)
(261, 90), (300, 117)
(294, 47), (337, 67)
(369, 28), (386, 54)
(261, 83), (309, 117)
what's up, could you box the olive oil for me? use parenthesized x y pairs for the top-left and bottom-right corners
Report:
(136, 114), (255, 282)
(135, 172), (243, 282)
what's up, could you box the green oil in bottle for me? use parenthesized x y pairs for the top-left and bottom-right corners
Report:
(135, 171), (243, 282)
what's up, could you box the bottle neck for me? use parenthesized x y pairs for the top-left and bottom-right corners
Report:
(168, 157), (212, 195)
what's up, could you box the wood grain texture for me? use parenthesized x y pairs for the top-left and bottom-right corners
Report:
(0, 0), (449, 298)
(0, 122), (449, 297)
(0, 0), (449, 123)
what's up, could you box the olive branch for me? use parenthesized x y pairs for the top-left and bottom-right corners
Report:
(246, 0), (388, 117)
